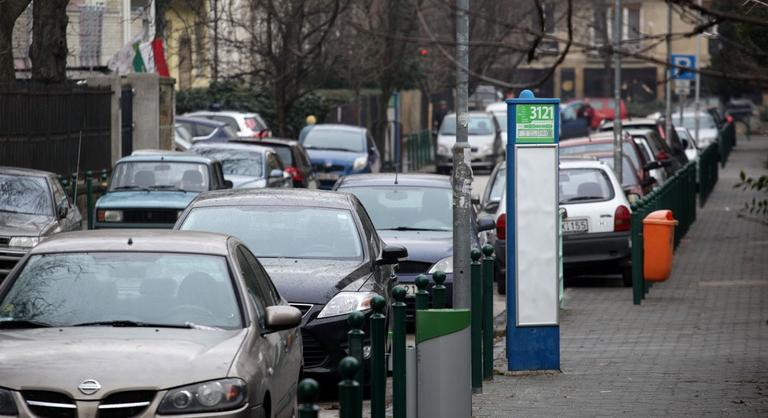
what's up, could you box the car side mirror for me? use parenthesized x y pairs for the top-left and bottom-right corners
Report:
(269, 169), (283, 178)
(264, 305), (302, 332)
(377, 244), (408, 265)
(57, 202), (68, 219)
(223, 180), (234, 189)
(477, 217), (496, 232)
(643, 161), (662, 171)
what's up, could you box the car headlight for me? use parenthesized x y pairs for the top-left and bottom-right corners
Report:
(437, 144), (451, 156)
(428, 256), (453, 274)
(97, 209), (124, 222)
(479, 143), (493, 155)
(0, 388), (17, 415)
(317, 291), (377, 319)
(8, 237), (39, 248)
(158, 378), (246, 414)
(353, 156), (368, 171)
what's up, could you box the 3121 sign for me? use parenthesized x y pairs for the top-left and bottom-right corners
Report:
(515, 104), (556, 144)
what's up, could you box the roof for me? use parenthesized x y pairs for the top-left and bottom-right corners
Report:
(336, 173), (452, 188)
(560, 132), (620, 144)
(601, 118), (657, 128)
(175, 116), (227, 127)
(117, 152), (216, 164)
(306, 124), (367, 133)
(191, 142), (273, 154)
(486, 102), (506, 112)
(0, 166), (56, 178)
(185, 111), (260, 118)
(189, 188), (355, 210)
(444, 111), (493, 118)
(30, 230), (233, 256)
(559, 158), (610, 170)
(230, 138), (298, 147)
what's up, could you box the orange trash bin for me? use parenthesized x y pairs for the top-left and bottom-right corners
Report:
(643, 210), (678, 282)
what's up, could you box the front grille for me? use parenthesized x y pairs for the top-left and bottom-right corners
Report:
(98, 390), (155, 418)
(290, 303), (313, 317)
(0, 237), (9, 246)
(0, 251), (23, 272)
(22, 391), (76, 418)
(122, 209), (179, 224)
(301, 331), (328, 368)
(312, 164), (345, 173)
(396, 261), (432, 275)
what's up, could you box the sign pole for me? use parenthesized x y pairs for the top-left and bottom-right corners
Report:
(694, 0), (702, 145)
(665, 2), (672, 144)
(506, 90), (560, 372)
(613, 0), (623, 183)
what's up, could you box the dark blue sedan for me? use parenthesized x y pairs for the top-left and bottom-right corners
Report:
(334, 174), (495, 321)
(300, 124), (381, 189)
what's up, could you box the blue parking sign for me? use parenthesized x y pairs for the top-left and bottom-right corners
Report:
(670, 54), (696, 80)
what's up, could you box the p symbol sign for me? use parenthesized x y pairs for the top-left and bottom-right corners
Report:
(671, 54), (696, 80)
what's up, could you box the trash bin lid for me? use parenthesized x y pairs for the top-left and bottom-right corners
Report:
(643, 209), (678, 225)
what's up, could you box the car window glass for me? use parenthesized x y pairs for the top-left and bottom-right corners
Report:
(236, 247), (267, 325)
(109, 161), (210, 192)
(221, 126), (239, 138)
(633, 137), (654, 163)
(440, 115), (494, 135)
(195, 123), (216, 137)
(193, 148), (265, 178)
(493, 111), (508, 130)
(302, 129), (365, 153)
(267, 153), (282, 171)
(354, 201), (379, 256)
(488, 167), (506, 203)
(244, 117), (266, 131)
(211, 116), (240, 132)
(341, 186), (452, 231)
(559, 142), (641, 169)
(240, 246), (280, 305)
(598, 157), (641, 187)
(0, 174), (52, 216)
(51, 177), (70, 208)
(559, 168), (614, 203)
(366, 134), (377, 152)
(271, 145), (294, 166)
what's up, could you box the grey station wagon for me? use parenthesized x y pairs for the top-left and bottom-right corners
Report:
(0, 230), (302, 418)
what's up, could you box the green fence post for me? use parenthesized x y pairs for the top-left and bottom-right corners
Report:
(431, 271), (447, 309)
(347, 311), (365, 407)
(298, 378), (320, 418)
(338, 356), (362, 418)
(391, 286), (407, 418)
(85, 171), (94, 230)
(470, 248), (482, 393)
(631, 201), (644, 305)
(481, 244), (494, 381)
(369, 295), (386, 418)
(415, 274), (430, 311)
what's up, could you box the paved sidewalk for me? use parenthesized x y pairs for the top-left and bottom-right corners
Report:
(474, 137), (768, 417)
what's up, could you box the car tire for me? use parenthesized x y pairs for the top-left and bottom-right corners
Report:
(622, 267), (633, 287)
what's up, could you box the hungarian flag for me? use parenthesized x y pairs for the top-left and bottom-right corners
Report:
(109, 32), (169, 77)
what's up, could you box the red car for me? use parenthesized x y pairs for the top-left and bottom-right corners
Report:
(566, 98), (628, 130)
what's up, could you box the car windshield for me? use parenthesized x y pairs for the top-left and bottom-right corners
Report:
(342, 187), (453, 231)
(492, 112), (507, 131)
(560, 168), (614, 203)
(0, 252), (241, 329)
(560, 142), (641, 171)
(302, 129), (365, 152)
(674, 114), (716, 130)
(194, 148), (265, 178)
(440, 115), (494, 135)
(489, 167), (507, 202)
(109, 161), (210, 192)
(181, 206), (363, 259)
(0, 174), (51, 216)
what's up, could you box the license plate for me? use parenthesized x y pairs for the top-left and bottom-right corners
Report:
(401, 284), (418, 296)
(317, 173), (340, 181)
(563, 218), (589, 233)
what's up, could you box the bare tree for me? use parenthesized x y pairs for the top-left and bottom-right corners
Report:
(29, 0), (69, 82)
(0, 0), (31, 83)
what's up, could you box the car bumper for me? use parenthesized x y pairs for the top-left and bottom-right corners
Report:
(93, 221), (175, 229)
(563, 231), (631, 271)
(0, 247), (26, 278)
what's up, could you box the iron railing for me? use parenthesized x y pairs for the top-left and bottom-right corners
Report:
(404, 130), (434, 172)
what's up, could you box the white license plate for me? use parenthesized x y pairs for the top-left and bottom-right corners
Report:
(563, 218), (589, 233)
(317, 173), (340, 181)
(401, 284), (418, 296)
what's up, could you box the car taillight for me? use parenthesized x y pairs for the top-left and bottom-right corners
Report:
(656, 151), (670, 160)
(726, 115), (734, 124)
(614, 205), (631, 232)
(284, 166), (303, 183)
(496, 213), (506, 240)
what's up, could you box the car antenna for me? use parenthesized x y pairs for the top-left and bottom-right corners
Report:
(73, 130), (82, 198)
(394, 162), (399, 185)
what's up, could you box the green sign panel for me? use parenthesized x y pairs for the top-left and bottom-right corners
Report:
(515, 104), (556, 143)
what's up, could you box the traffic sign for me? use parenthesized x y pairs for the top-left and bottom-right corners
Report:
(674, 79), (691, 95)
(670, 54), (696, 80)
(515, 103), (556, 143)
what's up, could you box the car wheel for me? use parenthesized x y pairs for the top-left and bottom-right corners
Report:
(622, 267), (633, 287)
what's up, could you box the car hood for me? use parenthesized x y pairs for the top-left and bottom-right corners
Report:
(377, 230), (452, 263)
(259, 258), (368, 304)
(305, 149), (366, 166)
(226, 174), (267, 189)
(96, 191), (199, 209)
(0, 213), (55, 237)
(0, 327), (247, 396)
(437, 133), (496, 147)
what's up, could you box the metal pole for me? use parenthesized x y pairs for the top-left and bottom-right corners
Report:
(369, 296), (386, 418)
(431, 271), (447, 309)
(613, 0), (623, 182)
(415, 274), (430, 311)
(481, 244), (494, 380)
(391, 286), (407, 418)
(665, 1), (672, 143)
(338, 357), (362, 418)
(453, 0), (472, 309)
(470, 249), (482, 394)
(298, 379), (320, 418)
(347, 311), (365, 407)
(694, 0), (702, 146)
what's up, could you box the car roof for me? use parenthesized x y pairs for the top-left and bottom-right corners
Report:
(561, 132), (624, 144)
(485, 102), (506, 112)
(445, 111), (493, 118)
(624, 128), (655, 136)
(306, 124), (367, 133)
(176, 116), (228, 127)
(29, 230), (233, 256)
(602, 118), (658, 128)
(0, 166), (55, 178)
(559, 159), (610, 170)
(337, 173), (451, 188)
(186, 110), (260, 118)
(189, 188), (355, 210)
(117, 152), (216, 164)
(230, 138), (297, 147)
(191, 142), (273, 154)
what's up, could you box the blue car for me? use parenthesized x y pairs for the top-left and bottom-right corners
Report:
(94, 151), (231, 229)
(299, 124), (381, 189)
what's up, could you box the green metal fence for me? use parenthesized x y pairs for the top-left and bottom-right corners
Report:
(404, 130), (434, 172)
(719, 122), (735, 168)
(698, 143), (719, 207)
(631, 161), (697, 305)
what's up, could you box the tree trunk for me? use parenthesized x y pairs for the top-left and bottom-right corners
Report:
(375, 87), (393, 165)
(0, 0), (31, 83)
(30, 0), (68, 82)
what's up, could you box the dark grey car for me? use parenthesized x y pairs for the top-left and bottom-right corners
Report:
(0, 166), (82, 278)
(0, 230), (302, 418)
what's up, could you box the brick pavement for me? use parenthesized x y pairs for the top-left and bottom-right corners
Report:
(472, 136), (768, 417)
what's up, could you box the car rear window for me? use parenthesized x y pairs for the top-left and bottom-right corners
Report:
(560, 142), (641, 169)
(439, 115), (494, 135)
(245, 117), (266, 131)
(559, 168), (614, 204)
(266, 144), (294, 166)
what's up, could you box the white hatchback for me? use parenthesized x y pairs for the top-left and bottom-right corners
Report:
(560, 158), (634, 286)
(185, 110), (271, 139)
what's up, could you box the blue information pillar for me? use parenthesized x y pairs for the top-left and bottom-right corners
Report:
(506, 90), (561, 371)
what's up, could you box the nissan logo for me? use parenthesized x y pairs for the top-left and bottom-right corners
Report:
(78, 379), (101, 395)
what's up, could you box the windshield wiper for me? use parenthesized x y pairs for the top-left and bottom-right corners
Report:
(113, 185), (151, 192)
(563, 196), (604, 202)
(0, 319), (54, 329)
(381, 226), (447, 231)
(310, 146), (357, 152)
(73, 320), (194, 329)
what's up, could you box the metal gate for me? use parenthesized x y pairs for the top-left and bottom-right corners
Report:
(121, 86), (134, 157)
